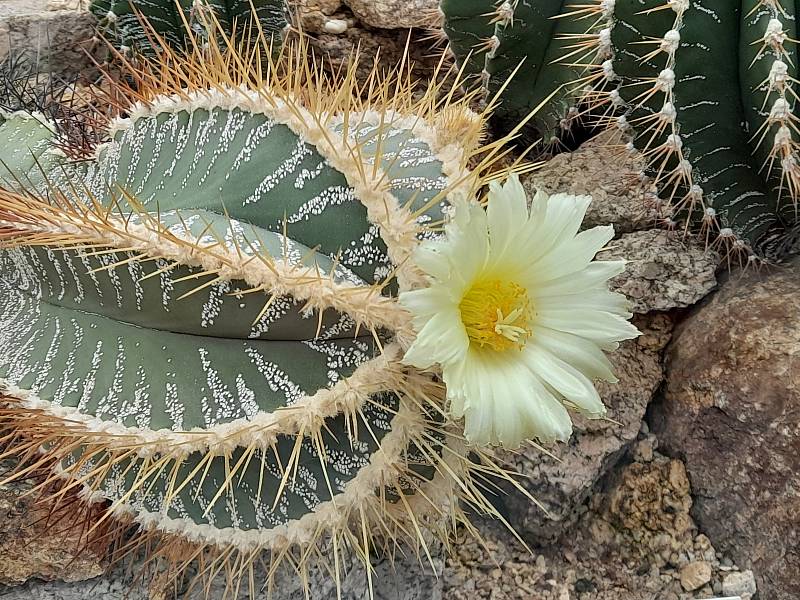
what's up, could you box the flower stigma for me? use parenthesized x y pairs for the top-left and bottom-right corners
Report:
(459, 279), (533, 352)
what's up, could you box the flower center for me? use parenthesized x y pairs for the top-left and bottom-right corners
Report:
(459, 279), (533, 352)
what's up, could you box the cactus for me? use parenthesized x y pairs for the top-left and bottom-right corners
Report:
(439, 0), (609, 146)
(0, 36), (524, 596)
(90, 0), (288, 56)
(579, 0), (800, 259)
(440, 0), (800, 259)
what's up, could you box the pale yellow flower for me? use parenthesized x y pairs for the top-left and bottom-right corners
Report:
(400, 175), (639, 447)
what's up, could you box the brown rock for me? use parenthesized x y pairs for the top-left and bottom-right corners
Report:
(523, 131), (658, 234)
(0, 460), (106, 585)
(499, 314), (673, 541)
(655, 261), (800, 600)
(678, 561), (711, 592)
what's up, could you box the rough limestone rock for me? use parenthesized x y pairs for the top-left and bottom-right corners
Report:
(655, 261), (800, 600)
(498, 313), (673, 541)
(523, 132), (659, 234)
(599, 230), (718, 314)
(343, 0), (440, 29)
(444, 451), (747, 600)
(0, 0), (96, 76)
(0, 461), (106, 585)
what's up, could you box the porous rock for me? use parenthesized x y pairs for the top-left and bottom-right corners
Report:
(0, 0), (97, 76)
(343, 0), (440, 29)
(523, 131), (659, 234)
(599, 230), (718, 314)
(0, 460), (106, 586)
(498, 313), (673, 541)
(655, 260), (800, 600)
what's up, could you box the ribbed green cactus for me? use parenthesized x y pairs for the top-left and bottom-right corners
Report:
(90, 0), (287, 55)
(441, 0), (800, 259)
(0, 38), (516, 595)
(601, 0), (797, 258)
(440, 0), (609, 145)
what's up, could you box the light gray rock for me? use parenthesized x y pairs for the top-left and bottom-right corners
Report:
(599, 230), (718, 313)
(498, 313), (673, 541)
(523, 131), (658, 234)
(0, 0), (97, 76)
(343, 0), (440, 29)
(722, 570), (757, 599)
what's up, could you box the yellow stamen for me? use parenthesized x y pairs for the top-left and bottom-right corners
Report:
(459, 279), (533, 352)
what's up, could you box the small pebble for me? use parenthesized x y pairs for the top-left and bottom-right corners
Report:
(722, 570), (757, 598)
(323, 19), (348, 34)
(679, 561), (712, 591)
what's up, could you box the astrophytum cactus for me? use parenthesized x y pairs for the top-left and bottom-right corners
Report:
(0, 39), (522, 596)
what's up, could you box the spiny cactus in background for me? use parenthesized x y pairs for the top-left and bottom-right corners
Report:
(0, 54), (108, 159)
(441, 0), (800, 260)
(90, 0), (288, 56)
(439, 0), (610, 147)
(581, 0), (800, 260)
(0, 35), (526, 597)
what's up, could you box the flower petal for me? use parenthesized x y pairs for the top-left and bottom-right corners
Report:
(535, 309), (641, 350)
(534, 261), (627, 297)
(444, 349), (573, 447)
(402, 308), (469, 370)
(523, 225), (615, 284)
(487, 176), (529, 260)
(523, 345), (606, 416)
(531, 326), (618, 383)
(534, 289), (632, 317)
(399, 286), (458, 326)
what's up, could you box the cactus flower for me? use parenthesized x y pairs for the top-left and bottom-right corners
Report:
(400, 175), (640, 447)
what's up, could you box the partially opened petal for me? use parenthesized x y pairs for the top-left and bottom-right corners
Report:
(402, 308), (469, 369)
(523, 345), (606, 416)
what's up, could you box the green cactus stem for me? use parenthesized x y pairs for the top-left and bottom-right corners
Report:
(90, 0), (288, 56)
(0, 37), (521, 596)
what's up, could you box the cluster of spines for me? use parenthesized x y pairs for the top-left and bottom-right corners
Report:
(90, 0), (288, 57)
(576, 0), (800, 264)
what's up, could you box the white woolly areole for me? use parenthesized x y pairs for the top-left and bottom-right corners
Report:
(661, 29), (681, 54)
(660, 102), (677, 122)
(764, 18), (787, 48)
(657, 69), (676, 92)
(668, 0), (689, 15)
(770, 60), (789, 89)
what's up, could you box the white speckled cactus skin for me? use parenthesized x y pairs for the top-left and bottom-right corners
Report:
(0, 36), (518, 597)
